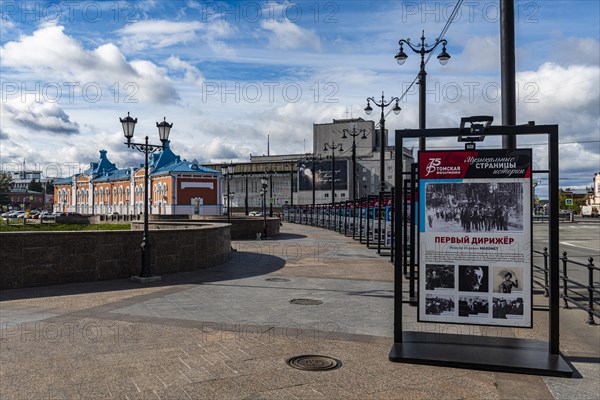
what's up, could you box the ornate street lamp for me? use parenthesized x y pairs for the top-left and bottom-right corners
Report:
(323, 141), (343, 230)
(120, 112), (172, 282)
(284, 162), (295, 207)
(395, 30), (450, 151)
(221, 162), (236, 222)
(260, 176), (268, 239)
(342, 124), (366, 239)
(264, 167), (275, 217)
(365, 93), (400, 253)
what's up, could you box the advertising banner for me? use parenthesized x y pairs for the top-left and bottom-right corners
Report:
(385, 199), (393, 248)
(418, 149), (532, 328)
(298, 160), (348, 191)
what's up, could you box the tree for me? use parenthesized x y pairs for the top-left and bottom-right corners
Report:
(45, 179), (54, 194)
(0, 172), (13, 205)
(28, 178), (43, 192)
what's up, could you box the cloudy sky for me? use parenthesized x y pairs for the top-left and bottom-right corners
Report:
(1, 0), (598, 196)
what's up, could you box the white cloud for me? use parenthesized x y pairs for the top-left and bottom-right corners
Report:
(116, 19), (236, 56)
(516, 62), (599, 152)
(1, 25), (178, 103)
(260, 19), (321, 50)
(203, 20), (237, 57)
(518, 62), (599, 110)
(545, 37), (600, 68)
(2, 99), (80, 135)
(451, 36), (500, 72)
(117, 20), (203, 51)
(164, 56), (204, 87)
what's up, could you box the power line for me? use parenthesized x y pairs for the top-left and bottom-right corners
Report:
(378, 0), (464, 125)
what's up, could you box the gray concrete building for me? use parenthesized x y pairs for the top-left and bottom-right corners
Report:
(203, 118), (414, 212)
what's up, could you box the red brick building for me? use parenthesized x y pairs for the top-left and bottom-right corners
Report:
(54, 142), (222, 215)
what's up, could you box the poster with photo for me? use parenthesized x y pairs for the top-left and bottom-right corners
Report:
(425, 294), (456, 316)
(425, 264), (455, 290)
(418, 149), (532, 327)
(385, 205), (393, 247)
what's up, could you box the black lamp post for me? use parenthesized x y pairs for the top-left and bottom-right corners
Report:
(264, 168), (275, 217)
(260, 176), (268, 239)
(365, 93), (401, 253)
(285, 162), (295, 207)
(342, 125), (366, 239)
(221, 162), (236, 222)
(342, 124), (366, 203)
(395, 30), (450, 151)
(120, 112), (172, 282)
(323, 141), (343, 229)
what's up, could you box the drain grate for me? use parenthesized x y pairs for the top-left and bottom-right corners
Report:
(265, 278), (290, 282)
(289, 298), (323, 305)
(287, 355), (342, 371)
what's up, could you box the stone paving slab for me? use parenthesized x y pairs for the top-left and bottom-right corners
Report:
(0, 222), (598, 399)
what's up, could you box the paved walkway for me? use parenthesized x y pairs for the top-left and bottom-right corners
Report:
(1, 222), (598, 399)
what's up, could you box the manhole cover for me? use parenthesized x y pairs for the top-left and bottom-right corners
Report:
(266, 278), (290, 282)
(289, 298), (323, 305)
(287, 355), (341, 371)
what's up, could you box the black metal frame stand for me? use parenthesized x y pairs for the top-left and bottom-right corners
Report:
(390, 124), (572, 377)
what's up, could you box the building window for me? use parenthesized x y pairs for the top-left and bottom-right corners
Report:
(341, 193), (345, 198)
(324, 193), (329, 198)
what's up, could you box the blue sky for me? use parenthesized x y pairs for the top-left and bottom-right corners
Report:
(1, 1), (598, 197)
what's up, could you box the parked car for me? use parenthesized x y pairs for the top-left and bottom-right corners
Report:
(249, 211), (262, 216)
(65, 212), (83, 218)
(15, 212), (27, 219)
(52, 212), (66, 218)
(39, 211), (54, 220)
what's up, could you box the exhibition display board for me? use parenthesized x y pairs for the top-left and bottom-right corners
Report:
(418, 149), (532, 328)
(390, 124), (572, 377)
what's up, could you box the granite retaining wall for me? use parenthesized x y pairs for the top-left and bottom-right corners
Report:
(0, 223), (230, 290)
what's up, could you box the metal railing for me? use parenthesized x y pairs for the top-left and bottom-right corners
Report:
(561, 252), (598, 325)
(533, 247), (550, 297)
(533, 247), (598, 324)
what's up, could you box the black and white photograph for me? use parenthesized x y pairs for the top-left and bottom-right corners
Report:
(492, 297), (524, 319)
(424, 182), (524, 233)
(493, 267), (524, 294)
(298, 160), (347, 191)
(458, 265), (489, 292)
(425, 295), (455, 316)
(425, 264), (455, 290)
(458, 296), (489, 317)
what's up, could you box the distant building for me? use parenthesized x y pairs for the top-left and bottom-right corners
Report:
(203, 118), (414, 210)
(7, 169), (43, 190)
(5, 189), (44, 210)
(53, 142), (222, 215)
(590, 172), (600, 205)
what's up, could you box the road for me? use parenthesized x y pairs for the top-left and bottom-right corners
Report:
(532, 218), (600, 291)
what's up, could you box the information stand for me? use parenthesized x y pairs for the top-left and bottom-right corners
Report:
(390, 123), (572, 377)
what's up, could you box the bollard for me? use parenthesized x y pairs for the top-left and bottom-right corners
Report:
(587, 257), (596, 325)
(561, 251), (569, 308)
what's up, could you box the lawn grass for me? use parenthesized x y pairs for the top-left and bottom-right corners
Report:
(0, 223), (131, 232)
